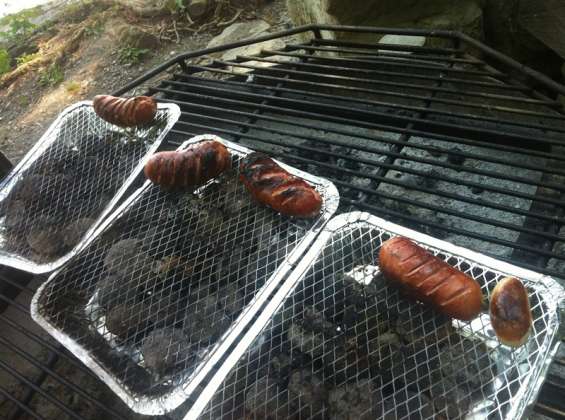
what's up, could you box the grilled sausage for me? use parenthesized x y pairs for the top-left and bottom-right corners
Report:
(239, 152), (322, 218)
(379, 237), (483, 321)
(93, 95), (157, 127)
(144, 140), (231, 188)
(490, 277), (532, 347)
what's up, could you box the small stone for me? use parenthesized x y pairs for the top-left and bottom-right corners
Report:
(207, 20), (271, 50)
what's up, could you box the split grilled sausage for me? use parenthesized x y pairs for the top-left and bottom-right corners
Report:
(239, 153), (322, 218)
(490, 277), (532, 347)
(144, 140), (231, 188)
(93, 95), (157, 127)
(379, 236), (483, 321)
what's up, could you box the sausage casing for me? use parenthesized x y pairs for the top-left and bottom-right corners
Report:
(239, 152), (322, 218)
(93, 95), (157, 127)
(379, 236), (483, 321)
(144, 140), (231, 188)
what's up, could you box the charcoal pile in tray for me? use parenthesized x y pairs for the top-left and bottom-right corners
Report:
(209, 265), (497, 420)
(64, 170), (299, 388)
(0, 130), (145, 262)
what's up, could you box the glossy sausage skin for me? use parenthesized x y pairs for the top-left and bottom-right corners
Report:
(490, 277), (532, 347)
(379, 236), (483, 321)
(239, 153), (322, 218)
(144, 140), (231, 188)
(93, 95), (157, 127)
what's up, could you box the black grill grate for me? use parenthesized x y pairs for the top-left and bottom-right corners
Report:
(0, 26), (564, 419)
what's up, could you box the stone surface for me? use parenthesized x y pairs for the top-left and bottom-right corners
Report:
(114, 0), (175, 17)
(286, 0), (483, 45)
(115, 24), (160, 50)
(207, 20), (272, 50)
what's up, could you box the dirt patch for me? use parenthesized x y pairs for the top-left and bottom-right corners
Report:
(0, 0), (290, 163)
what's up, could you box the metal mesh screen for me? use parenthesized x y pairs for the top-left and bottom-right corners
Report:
(0, 102), (177, 270)
(32, 138), (338, 414)
(199, 219), (559, 420)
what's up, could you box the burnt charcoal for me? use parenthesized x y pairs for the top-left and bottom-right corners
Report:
(96, 273), (140, 308)
(140, 328), (193, 377)
(154, 255), (194, 281)
(62, 218), (95, 248)
(26, 226), (64, 256)
(104, 302), (150, 339)
(340, 266), (388, 312)
(216, 283), (244, 317)
(393, 309), (453, 346)
(4, 200), (27, 229)
(13, 174), (44, 202)
(288, 369), (327, 419)
(367, 331), (403, 370)
(327, 379), (382, 420)
(303, 306), (338, 336)
(104, 239), (152, 277)
(287, 323), (326, 359)
(324, 336), (374, 384)
(216, 245), (249, 283)
(139, 225), (168, 253)
(244, 376), (288, 419)
(439, 340), (494, 389)
(270, 353), (293, 384)
(429, 373), (471, 420)
(194, 206), (225, 234)
(182, 291), (231, 344)
(381, 388), (435, 419)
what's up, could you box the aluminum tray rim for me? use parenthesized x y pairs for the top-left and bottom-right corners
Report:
(31, 135), (339, 415)
(186, 211), (563, 420)
(0, 100), (181, 274)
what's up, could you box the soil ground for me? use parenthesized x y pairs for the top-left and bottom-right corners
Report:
(0, 0), (289, 164)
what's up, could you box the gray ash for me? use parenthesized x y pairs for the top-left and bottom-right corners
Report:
(4, 200), (27, 229)
(103, 239), (153, 278)
(287, 369), (327, 419)
(182, 293), (231, 344)
(104, 302), (150, 339)
(140, 328), (193, 377)
(327, 380), (382, 420)
(429, 374), (471, 419)
(244, 376), (289, 419)
(26, 226), (64, 256)
(288, 322), (326, 359)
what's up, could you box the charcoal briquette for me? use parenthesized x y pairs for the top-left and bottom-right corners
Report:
(63, 218), (95, 248)
(105, 302), (149, 339)
(380, 388), (435, 419)
(4, 200), (27, 229)
(328, 379), (382, 420)
(140, 328), (192, 376)
(287, 323), (326, 359)
(429, 373), (471, 420)
(244, 376), (288, 419)
(26, 226), (64, 256)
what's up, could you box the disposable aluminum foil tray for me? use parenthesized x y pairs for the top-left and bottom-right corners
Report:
(0, 100), (180, 273)
(31, 135), (339, 415)
(189, 211), (564, 420)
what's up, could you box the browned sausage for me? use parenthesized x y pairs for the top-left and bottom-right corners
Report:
(379, 236), (483, 321)
(239, 152), (322, 218)
(93, 95), (157, 127)
(490, 277), (532, 347)
(144, 140), (231, 188)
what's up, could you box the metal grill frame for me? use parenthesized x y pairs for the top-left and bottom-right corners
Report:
(0, 101), (180, 274)
(1, 25), (565, 420)
(188, 211), (563, 420)
(29, 135), (339, 415)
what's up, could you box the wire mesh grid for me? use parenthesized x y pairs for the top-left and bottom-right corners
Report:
(0, 101), (180, 273)
(30, 137), (339, 415)
(196, 213), (562, 420)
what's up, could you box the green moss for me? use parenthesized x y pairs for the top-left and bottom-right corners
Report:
(38, 63), (64, 87)
(16, 52), (39, 66)
(0, 49), (10, 75)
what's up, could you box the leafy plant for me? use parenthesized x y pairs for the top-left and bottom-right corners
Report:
(84, 21), (104, 37)
(0, 16), (37, 43)
(65, 81), (81, 93)
(16, 52), (39, 66)
(117, 47), (150, 64)
(0, 49), (10, 75)
(38, 63), (64, 87)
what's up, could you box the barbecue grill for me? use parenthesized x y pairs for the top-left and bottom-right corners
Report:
(0, 26), (564, 419)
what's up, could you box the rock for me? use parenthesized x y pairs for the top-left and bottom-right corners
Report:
(116, 25), (160, 50)
(286, 0), (483, 45)
(378, 35), (426, 54)
(114, 0), (175, 17)
(187, 0), (213, 20)
(207, 20), (272, 50)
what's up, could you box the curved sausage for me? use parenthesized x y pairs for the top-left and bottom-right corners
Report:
(93, 95), (157, 127)
(144, 140), (231, 188)
(379, 236), (483, 321)
(239, 152), (322, 218)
